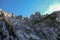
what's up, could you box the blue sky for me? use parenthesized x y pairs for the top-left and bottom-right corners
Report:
(0, 0), (60, 17)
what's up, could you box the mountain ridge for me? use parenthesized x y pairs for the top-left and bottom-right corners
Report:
(0, 9), (60, 40)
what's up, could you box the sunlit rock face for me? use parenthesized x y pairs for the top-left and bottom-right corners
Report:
(0, 9), (60, 40)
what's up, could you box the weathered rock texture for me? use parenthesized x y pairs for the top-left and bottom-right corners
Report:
(0, 9), (60, 40)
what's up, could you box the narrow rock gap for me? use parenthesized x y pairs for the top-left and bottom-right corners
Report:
(0, 23), (3, 40)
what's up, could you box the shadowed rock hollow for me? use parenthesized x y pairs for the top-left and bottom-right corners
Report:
(0, 9), (60, 40)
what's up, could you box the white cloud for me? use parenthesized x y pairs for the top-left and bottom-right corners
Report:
(44, 0), (60, 14)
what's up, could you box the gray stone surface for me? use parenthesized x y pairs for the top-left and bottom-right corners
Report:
(0, 10), (60, 40)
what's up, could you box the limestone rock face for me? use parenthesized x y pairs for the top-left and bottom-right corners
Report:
(0, 9), (60, 40)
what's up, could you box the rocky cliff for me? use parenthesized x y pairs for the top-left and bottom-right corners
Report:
(0, 9), (60, 40)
